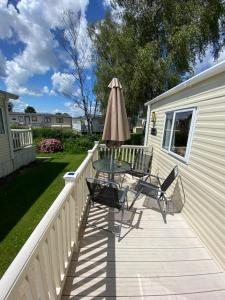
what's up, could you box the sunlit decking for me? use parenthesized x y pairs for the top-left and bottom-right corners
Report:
(62, 175), (225, 299)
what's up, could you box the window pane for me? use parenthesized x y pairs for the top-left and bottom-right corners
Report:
(162, 112), (173, 150)
(0, 108), (5, 134)
(170, 111), (193, 157)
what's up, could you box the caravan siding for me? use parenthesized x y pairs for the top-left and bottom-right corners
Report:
(0, 96), (13, 177)
(146, 71), (225, 270)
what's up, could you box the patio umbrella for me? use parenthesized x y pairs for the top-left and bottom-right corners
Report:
(102, 78), (130, 148)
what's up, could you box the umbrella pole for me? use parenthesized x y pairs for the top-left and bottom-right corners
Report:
(110, 148), (114, 182)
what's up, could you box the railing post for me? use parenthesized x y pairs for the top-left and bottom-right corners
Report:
(63, 172), (77, 186)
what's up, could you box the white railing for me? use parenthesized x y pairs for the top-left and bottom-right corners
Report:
(99, 144), (149, 167)
(0, 142), (148, 299)
(0, 142), (99, 300)
(11, 129), (33, 151)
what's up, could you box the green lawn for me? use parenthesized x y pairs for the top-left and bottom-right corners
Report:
(0, 152), (86, 277)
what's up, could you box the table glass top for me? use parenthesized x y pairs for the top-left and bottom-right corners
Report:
(93, 159), (131, 174)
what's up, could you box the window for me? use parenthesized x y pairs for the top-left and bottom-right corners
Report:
(18, 116), (24, 122)
(56, 117), (63, 123)
(45, 117), (51, 123)
(0, 108), (5, 134)
(162, 108), (196, 162)
(32, 116), (37, 122)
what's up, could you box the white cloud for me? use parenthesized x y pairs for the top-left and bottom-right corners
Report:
(10, 98), (28, 112)
(51, 72), (75, 93)
(0, 50), (6, 78)
(63, 101), (84, 117)
(0, 0), (90, 96)
(194, 47), (225, 74)
(102, 0), (123, 24)
(103, 0), (111, 8)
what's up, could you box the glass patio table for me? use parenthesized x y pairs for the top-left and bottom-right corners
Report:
(93, 159), (131, 181)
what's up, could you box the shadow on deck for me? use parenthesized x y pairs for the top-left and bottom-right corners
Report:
(61, 181), (225, 299)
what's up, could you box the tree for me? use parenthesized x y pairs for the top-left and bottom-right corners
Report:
(25, 106), (36, 113)
(91, 1), (225, 117)
(8, 102), (13, 112)
(56, 11), (98, 134)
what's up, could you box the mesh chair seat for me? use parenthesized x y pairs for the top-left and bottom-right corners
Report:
(89, 184), (124, 210)
(129, 166), (179, 217)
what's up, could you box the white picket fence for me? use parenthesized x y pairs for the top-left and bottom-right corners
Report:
(11, 129), (33, 151)
(0, 142), (148, 300)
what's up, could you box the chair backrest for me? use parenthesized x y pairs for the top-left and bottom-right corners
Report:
(133, 152), (152, 173)
(161, 166), (178, 192)
(86, 177), (121, 208)
(86, 177), (118, 197)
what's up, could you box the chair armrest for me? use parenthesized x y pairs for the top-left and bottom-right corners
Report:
(143, 173), (166, 181)
(138, 181), (165, 193)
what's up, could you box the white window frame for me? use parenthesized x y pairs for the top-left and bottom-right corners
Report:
(0, 107), (5, 135)
(161, 107), (197, 163)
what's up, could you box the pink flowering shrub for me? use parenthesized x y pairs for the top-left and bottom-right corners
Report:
(39, 138), (63, 153)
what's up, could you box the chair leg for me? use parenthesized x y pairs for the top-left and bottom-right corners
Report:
(119, 207), (124, 240)
(129, 188), (143, 210)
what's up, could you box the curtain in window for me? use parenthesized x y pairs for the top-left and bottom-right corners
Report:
(170, 111), (193, 157)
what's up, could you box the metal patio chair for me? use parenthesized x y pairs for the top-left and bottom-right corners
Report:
(86, 177), (129, 238)
(127, 151), (153, 179)
(129, 166), (179, 216)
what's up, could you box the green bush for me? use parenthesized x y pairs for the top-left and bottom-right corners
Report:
(63, 134), (101, 153)
(126, 133), (144, 145)
(32, 128), (77, 140)
(33, 127), (101, 154)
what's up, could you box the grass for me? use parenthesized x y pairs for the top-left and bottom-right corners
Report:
(0, 152), (86, 277)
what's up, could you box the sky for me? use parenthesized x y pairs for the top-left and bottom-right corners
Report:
(0, 0), (224, 117)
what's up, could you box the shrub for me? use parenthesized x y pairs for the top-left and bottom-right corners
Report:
(63, 134), (101, 153)
(38, 139), (63, 153)
(32, 128), (79, 140)
(126, 133), (144, 145)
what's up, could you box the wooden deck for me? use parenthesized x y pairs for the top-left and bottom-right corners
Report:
(61, 181), (225, 299)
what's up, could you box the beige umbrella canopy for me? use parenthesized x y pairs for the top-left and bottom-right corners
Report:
(102, 78), (130, 147)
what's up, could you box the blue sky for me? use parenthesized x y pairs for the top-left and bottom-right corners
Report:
(0, 0), (224, 116)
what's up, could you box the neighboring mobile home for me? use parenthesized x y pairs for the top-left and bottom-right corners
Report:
(0, 91), (36, 178)
(9, 112), (72, 129)
(144, 61), (225, 270)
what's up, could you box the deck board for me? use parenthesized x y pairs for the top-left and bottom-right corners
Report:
(61, 191), (225, 299)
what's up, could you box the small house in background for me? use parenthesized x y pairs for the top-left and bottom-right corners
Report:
(0, 90), (36, 179)
(72, 116), (104, 133)
(8, 112), (72, 129)
(144, 61), (225, 270)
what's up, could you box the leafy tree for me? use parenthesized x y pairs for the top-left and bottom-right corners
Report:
(8, 102), (13, 112)
(25, 106), (36, 113)
(91, 0), (225, 116)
